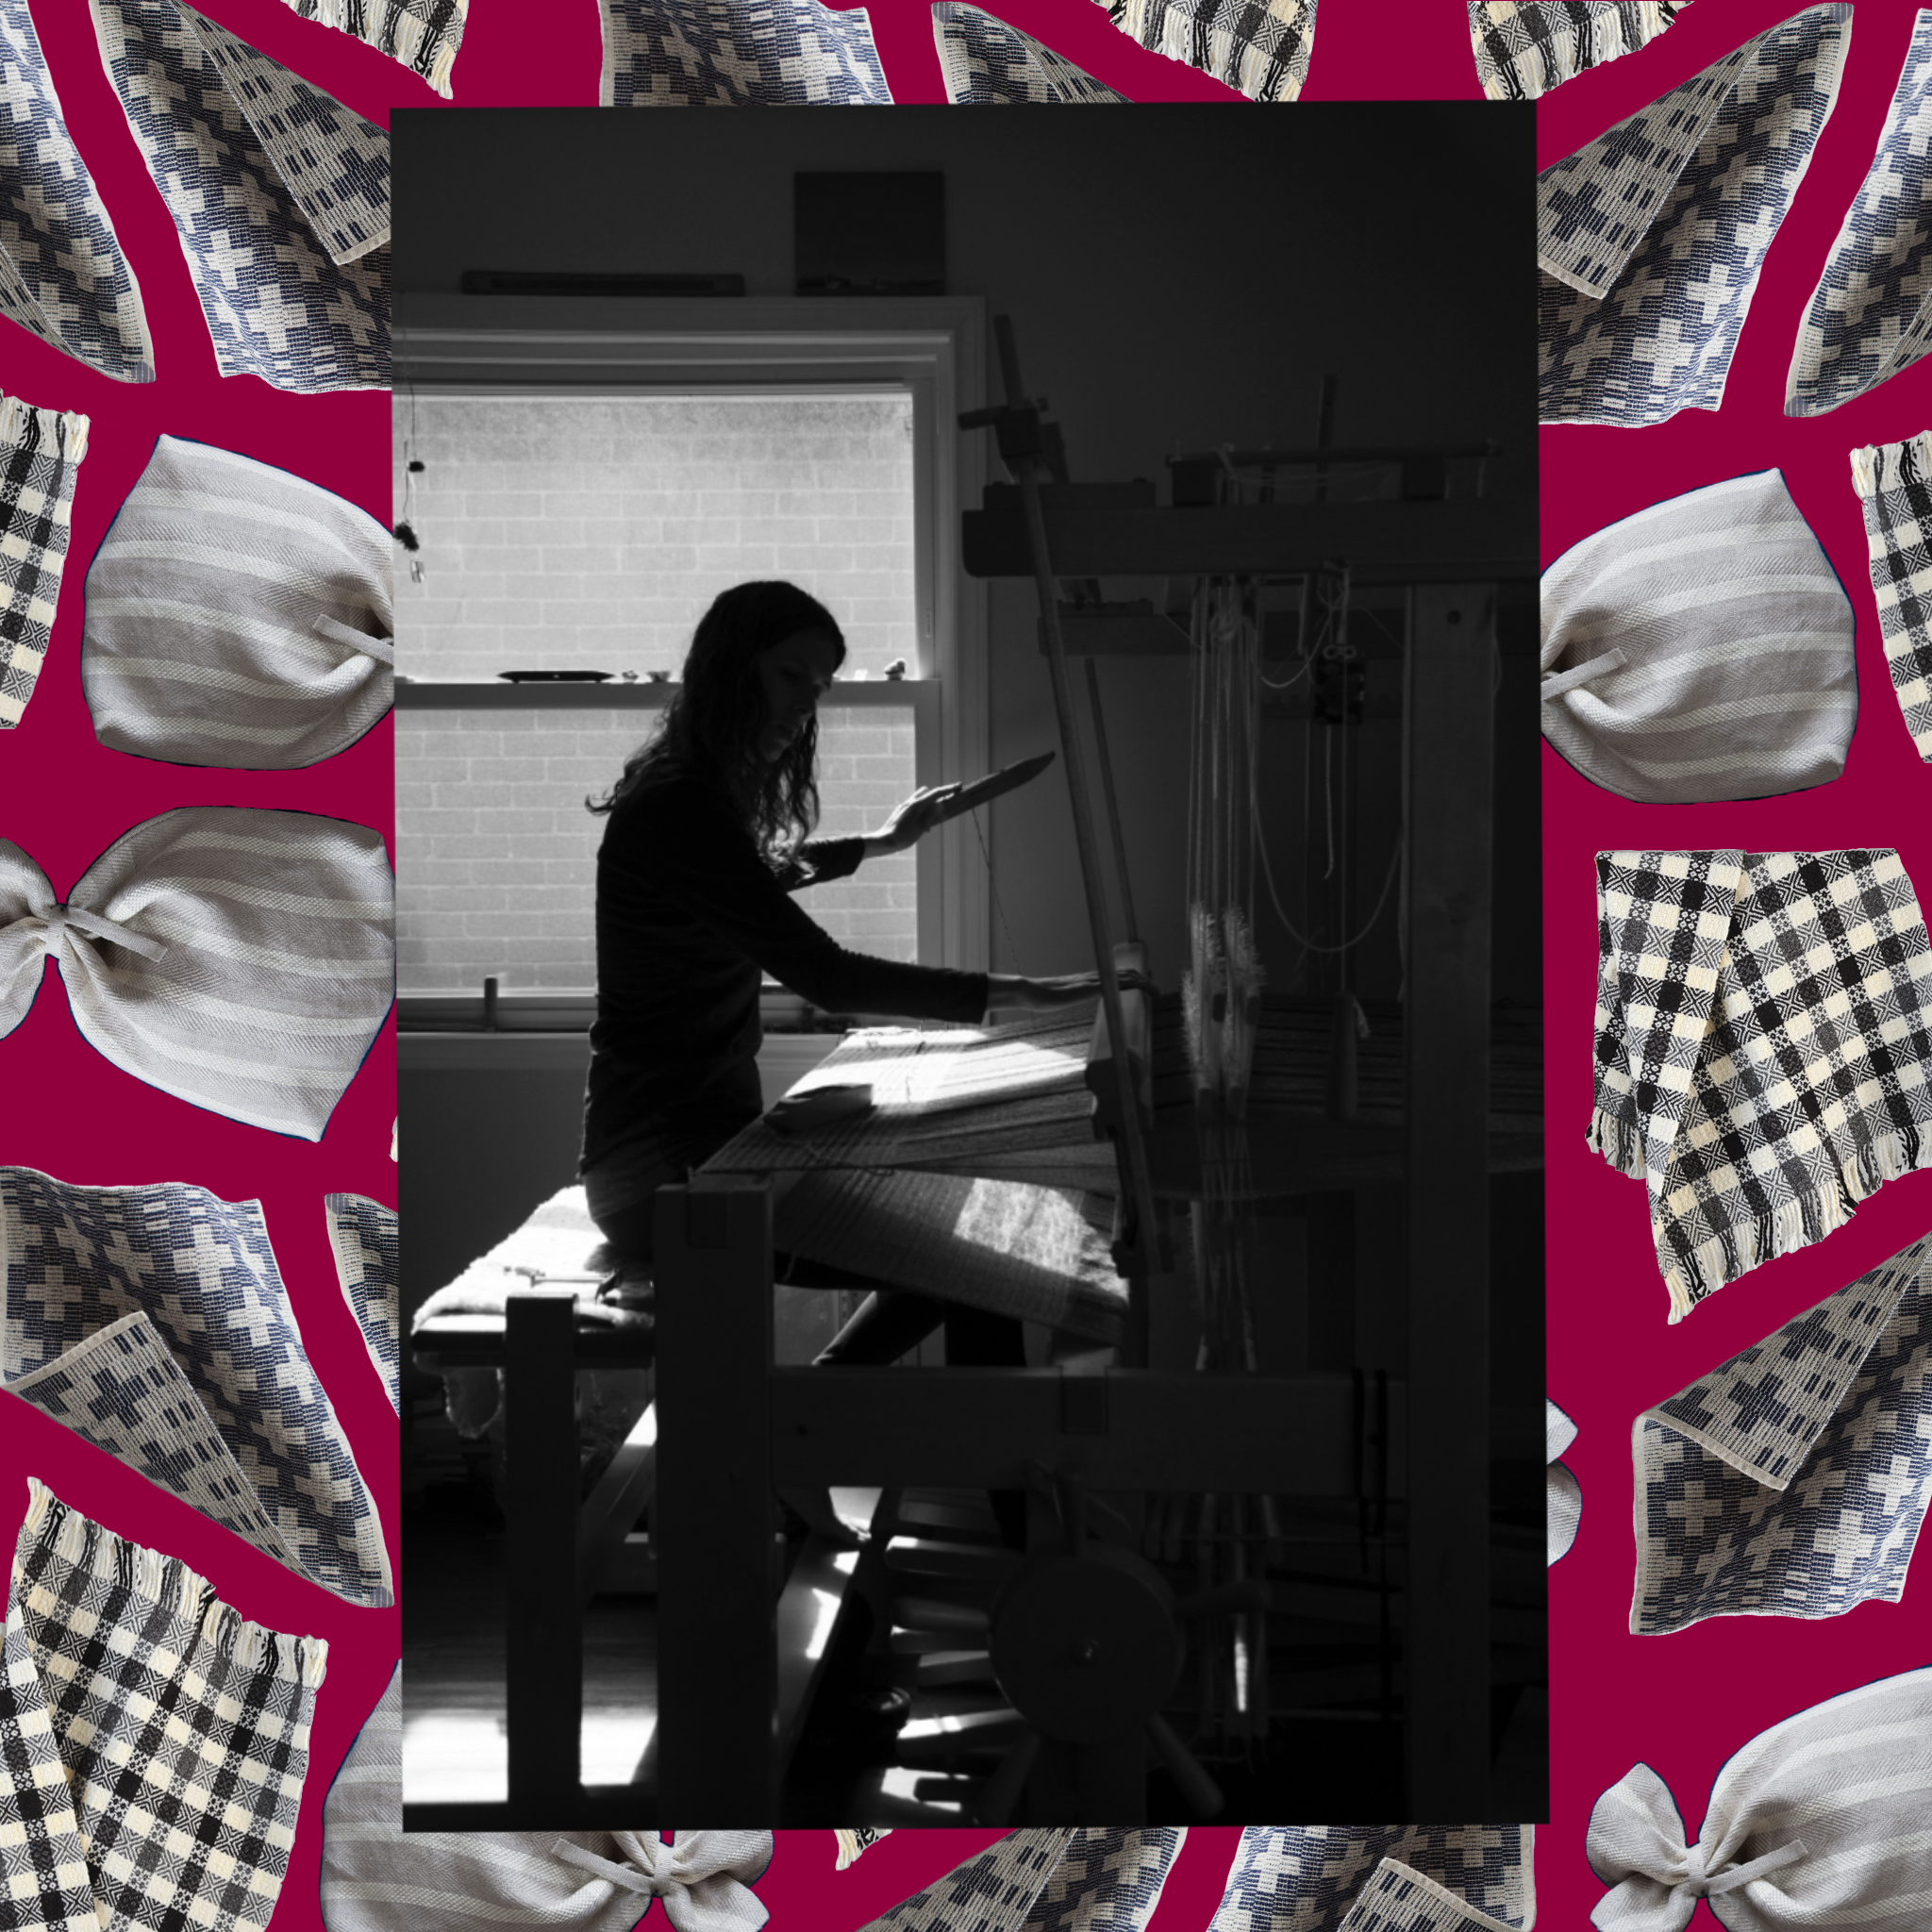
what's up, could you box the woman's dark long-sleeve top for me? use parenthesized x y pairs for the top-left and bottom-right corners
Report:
(581, 767), (991, 1172)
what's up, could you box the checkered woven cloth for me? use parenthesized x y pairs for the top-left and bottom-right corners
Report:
(1095, 0), (1311, 100)
(326, 1193), (399, 1412)
(1591, 850), (1932, 1321)
(1208, 1827), (1534, 1932)
(1790, 15), (1932, 417)
(1540, 8), (1852, 426)
(1021, 1831), (1185, 1932)
(1471, 3), (1688, 103)
(835, 1830), (892, 1870)
(0, 0), (153, 381)
(0, 1480), (325, 1932)
(0, 397), (86, 732)
(92, 0), (389, 391)
(1851, 431), (1932, 765)
(274, 0), (468, 97)
(0, 1170), (393, 1607)
(1334, 1863), (1521, 1932)
(1632, 1231), (1932, 1635)
(598, 0), (891, 104)
(932, 7), (1128, 100)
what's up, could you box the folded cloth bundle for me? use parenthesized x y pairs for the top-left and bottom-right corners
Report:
(1541, 472), (1857, 804)
(1631, 1230), (1931, 1635)
(0, 1169), (393, 1607)
(1789, 12), (1932, 417)
(1471, 2), (1690, 102)
(0, 395), (88, 731)
(1850, 431), (1932, 766)
(327, 1192), (400, 1412)
(1588, 1667), (1932, 1931)
(275, 0), (470, 96)
(1547, 1398), (1581, 1565)
(1208, 1824), (1536, 1932)
(1540, 8), (1851, 427)
(0, 807), (394, 1139)
(82, 436), (393, 770)
(92, 0), (389, 392)
(598, 0), (891, 103)
(0, 0), (153, 380)
(932, 6), (1129, 101)
(1591, 849), (1932, 1319)
(0, 1479), (326, 1932)
(1093, 0), (1312, 101)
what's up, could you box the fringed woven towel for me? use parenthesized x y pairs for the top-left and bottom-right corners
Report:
(0, 808), (395, 1140)
(326, 1193), (399, 1412)
(0, 1170), (392, 1607)
(0, 396), (88, 732)
(1541, 471), (1857, 804)
(0, 1480), (326, 1932)
(1547, 1398), (1580, 1566)
(1094, 0), (1312, 101)
(1471, 2), (1690, 102)
(0, 0), (153, 381)
(598, 0), (891, 103)
(1631, 1231), (1931, 1635)
(275, 0), (469, 97)
(1790, 15), (1932, 417)
(1588, 1668), (1932, 1932)
(1208, 1825), (1535, 1932)
(92, 0), (389, 392)
(81, 436), (393, 770)
(835, 1828), (892, 1869)
(1540, 8), (1851, 426)
(933, 6), (1129, 101)
(1591, 850), (1932, 1320)
(1850, 432), (1932, 766)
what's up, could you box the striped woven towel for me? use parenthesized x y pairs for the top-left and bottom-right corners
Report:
(0, 396), (88, 731)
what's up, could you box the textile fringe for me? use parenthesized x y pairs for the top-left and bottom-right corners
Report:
(1587, 1106), (1647, 1178)
(0, 394), (89, 462)
(22, 1478), (328, 1686)
(1851, 432), (1932, 501)
(1477, 1), (1681, 102)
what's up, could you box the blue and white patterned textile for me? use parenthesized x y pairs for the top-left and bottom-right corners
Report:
(1096, 0), (1312, 100)
(1334, 1863), (1520, 1932)
(91, 0), (389, 391)
(326, 1193), (399, 1411)
(1021, 1832), (1185, 1932)
(1632, 1231), (1932, 1635)
(1540, 8), (1852, 426)
(1471, 2), (1688, 102)
(0, 1168), (393, 1607)
(598, 0), (891, 104)
(933, 7), (1128, 101)
(274, 0), (469, 97)
(0, 0), (153, 381)
(1208, 1827), (1535, 1932)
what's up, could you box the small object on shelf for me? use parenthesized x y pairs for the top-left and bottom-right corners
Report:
(885, 658), (908, 679)
(766, 1083), (874, 1137)
(647, 670), (672, 683)
(619, 670), (639, 683)
(496, 670), (613, 683)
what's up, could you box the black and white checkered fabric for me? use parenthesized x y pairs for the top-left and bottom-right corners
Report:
(1, 1480), (325, 1932)
(1632, 1232), (1932, 1635)
(1470, 2), (1688, 103)
(91, 0), (389, 391)
(598, 0), (891, 104)
(0, 398), (86, 731)
(1591, 851), (1932, 1320)
(1851, 431), (1932, 766)
(1, 1170), (393, 1607)
(274, 0), (468, 97)
(0, 0), (153, 381)
(1096, 0), (1312, 100)
(1790, 14), (1932, 417)
(932, 6), (1128, 101)
(1208, 1827), (1534, 1932)
(325, 1193), (399, 1412)
(1540, 8), (1852, 426)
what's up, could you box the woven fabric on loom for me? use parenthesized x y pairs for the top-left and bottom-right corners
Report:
(1539, 8), (1851, 426)
(1851, 432), (1932, 765)
(0, 1480), (325, 1932)
(0, 398), (87, 730)
(0, 0), (153, 381)
(1097, 0), (1311, 101)
(932, 6), (1128, 100)
(598, 0), (891, 103)
(92, 0), (389, 391)
(1591, 850), (1932, 1319)
(1631, 1232), (1932, 1634)
(327, 1193), (399, 1412)
(1469, 3), (1687, 102)
(0, 1170), (392, 1607)
(275, 0), (468, 96)
(1208, 1826), (1535, 1932)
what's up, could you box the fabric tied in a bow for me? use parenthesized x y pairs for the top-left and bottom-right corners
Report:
(0, 807), (393, 1140)
(83, 436), (393, 770)
(547, 1837), (773, 1932)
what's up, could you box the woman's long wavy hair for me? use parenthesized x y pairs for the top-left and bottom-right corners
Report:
(587, 582), (846, 857)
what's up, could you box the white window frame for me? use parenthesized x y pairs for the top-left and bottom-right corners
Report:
(393, 294), (992, 1013)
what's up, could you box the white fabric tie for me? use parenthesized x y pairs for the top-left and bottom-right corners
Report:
(12, 901), (169, 962)
(312, 611), (395, 665)
(547, 1834), (774, 1932)
(1541, 648), (1627, 701)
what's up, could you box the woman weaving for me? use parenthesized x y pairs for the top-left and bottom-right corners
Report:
(580, 579), (1105, 1368)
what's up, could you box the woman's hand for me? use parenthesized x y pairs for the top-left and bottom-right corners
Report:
(865, 783), (965, 858)
(987, 970), (1153, 1011)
